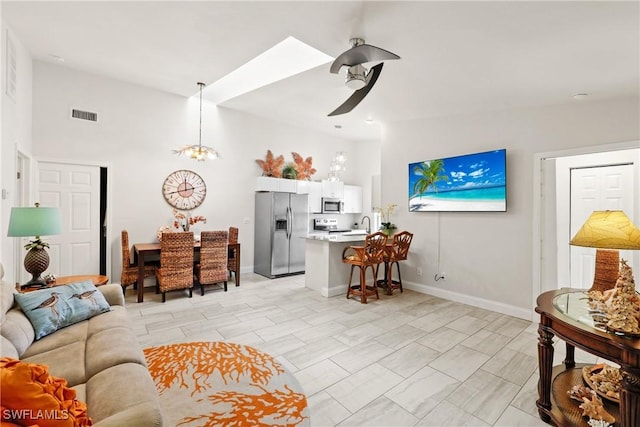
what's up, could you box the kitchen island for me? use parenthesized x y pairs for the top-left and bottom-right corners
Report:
(305, 233), (367, 297)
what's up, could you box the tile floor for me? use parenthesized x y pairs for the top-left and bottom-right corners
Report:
(124, 273), (603, 427)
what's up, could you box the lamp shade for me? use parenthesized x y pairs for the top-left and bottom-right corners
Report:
(570, 210), (640, 250)
(7, 206), (62, 237)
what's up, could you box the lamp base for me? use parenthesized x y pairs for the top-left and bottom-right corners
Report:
(589, 248), (620, 293)
(22, 247), (50, 290)
(20, 277), (48, 290)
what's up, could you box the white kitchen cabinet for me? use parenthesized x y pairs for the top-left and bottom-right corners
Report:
(255, 176), (297, 193)
(298, 181), (322, 213)
(321, 180), (344, 199)
(343, 185), (363, 213)
(256, 178), (322, 212)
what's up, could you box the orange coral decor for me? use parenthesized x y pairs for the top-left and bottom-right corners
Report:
(143, 341), (309, 426)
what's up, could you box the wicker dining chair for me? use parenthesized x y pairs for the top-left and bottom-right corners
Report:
(227, 226), (240, 286)
(156, 231), (194, 302)
(382, 231), (413, 294)
(120, 230), (157, 295)
(195, 230), (228, 295)
(342, 231), (388, 304)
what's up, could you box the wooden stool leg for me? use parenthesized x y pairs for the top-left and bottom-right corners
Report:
(359, 267), (367, 304)
(346, 265), (355, 299)
(370, 265), (379, 300)
(395, 262), (403, 292)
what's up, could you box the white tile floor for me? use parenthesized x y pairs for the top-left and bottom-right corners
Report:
(123, 272), (598, 426)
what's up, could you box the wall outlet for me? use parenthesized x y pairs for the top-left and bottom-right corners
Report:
(416, 267), (423, 277)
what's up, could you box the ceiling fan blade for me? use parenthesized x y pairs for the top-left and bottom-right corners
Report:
(330, 44), (400, 74)
(328, 63), (383, 116)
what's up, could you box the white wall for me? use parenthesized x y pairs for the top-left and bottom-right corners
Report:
(30, 61), (374, 282)
(382, 97), (640, 319)
(1, 20), (33, 285)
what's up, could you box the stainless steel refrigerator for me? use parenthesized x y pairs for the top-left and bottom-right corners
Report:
(254, 192), (308, 278)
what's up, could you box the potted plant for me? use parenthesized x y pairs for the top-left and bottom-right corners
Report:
(282, 164), (298, 180)
(375, 204), (398, 236)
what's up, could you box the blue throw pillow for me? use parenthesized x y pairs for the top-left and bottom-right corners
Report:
(15, 280), (111, 340)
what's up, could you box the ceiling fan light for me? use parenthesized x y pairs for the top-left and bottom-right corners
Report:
(345, 65), (367, 90)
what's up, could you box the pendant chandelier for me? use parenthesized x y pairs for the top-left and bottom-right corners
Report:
(173, 82), (220, 161)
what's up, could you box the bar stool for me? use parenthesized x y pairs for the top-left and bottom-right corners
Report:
(342, 232), (388, 304)
(382, 231), (413, 294)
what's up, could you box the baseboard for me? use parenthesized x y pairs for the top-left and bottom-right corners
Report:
(404, 280), (533, 321)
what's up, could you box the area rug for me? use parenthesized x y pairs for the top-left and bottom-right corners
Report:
(143, 341), (310, 427)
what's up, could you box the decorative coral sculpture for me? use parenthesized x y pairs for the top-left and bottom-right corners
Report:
(579, 395), (615, 424)
(256, 150), (285, 177)
(291, 152), (316, 180)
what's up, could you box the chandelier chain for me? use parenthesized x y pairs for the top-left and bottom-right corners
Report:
(198, 82), (204, 149)
(172, 81), (220, 161)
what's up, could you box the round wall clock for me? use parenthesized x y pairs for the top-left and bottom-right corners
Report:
(162, 169), (207, 210)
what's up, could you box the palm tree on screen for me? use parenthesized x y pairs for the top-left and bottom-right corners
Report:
(412, 159), (449, 199)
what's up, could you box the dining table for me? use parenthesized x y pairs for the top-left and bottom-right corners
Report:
(132, 241), (240, 303)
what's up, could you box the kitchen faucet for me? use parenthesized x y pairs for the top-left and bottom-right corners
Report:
(361, 216), (371, 233)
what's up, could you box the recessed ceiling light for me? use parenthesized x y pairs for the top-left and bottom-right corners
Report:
(365, 118), (375, 125)
(49, 54), (65, 62)
(572, 93), (589, 100)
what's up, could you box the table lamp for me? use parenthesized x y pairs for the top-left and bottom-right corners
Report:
(570, 210), (640, 292)
(7, 203), (62, 288)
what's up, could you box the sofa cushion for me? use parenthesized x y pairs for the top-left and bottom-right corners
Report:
(0, 309), (35, 358)
(22, 341), (86, 388)
(85, 362), (162, 425)
(85, 326), (147, 380)
(14, 281), (110, 340)
(0, 263), (14, 324)
(21, 320), (88, 360)
(0, 357), (92, 427)
(95, 284), (125, 307)
(1, 336), (19, 359)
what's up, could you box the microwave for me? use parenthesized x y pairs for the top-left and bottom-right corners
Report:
(321, 198), (344, 214)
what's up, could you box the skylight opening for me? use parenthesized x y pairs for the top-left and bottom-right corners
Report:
(203, 36), (333, 104)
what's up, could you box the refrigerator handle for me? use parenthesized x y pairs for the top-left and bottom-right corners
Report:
(289, 206), (294, 239)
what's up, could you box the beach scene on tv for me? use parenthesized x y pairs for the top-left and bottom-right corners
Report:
(409, 149), (506, 212)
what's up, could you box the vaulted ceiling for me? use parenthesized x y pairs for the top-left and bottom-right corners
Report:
(3, 1), (638, 141)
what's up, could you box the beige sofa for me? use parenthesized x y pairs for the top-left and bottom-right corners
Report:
(0, 262), (163, 426)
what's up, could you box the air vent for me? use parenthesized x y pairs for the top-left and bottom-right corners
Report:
(71, 108), (98, 122)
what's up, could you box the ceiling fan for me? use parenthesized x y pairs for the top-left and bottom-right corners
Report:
(328, 37), (400, 117)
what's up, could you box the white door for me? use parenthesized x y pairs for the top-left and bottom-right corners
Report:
(37, 162), (101, 276)
(569, 164), (635, 288)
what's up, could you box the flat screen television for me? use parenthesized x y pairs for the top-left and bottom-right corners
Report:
(408, 148), (507, 212)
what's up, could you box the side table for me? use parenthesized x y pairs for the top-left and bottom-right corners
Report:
(18, 275), (109, 292)
(535, 289), (640, 426)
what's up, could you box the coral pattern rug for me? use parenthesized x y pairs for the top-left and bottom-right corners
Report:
(143, 341), (309, 426)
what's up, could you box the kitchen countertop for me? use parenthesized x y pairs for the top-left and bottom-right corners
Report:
(305, 233), (367, 243)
